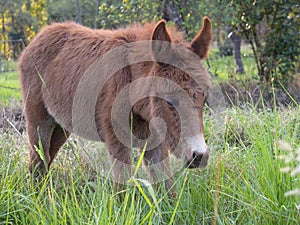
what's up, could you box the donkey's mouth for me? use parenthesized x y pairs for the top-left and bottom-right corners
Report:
(185, 152), (209, 169)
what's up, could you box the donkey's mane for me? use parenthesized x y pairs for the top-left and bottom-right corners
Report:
(110, 22), (186, 43)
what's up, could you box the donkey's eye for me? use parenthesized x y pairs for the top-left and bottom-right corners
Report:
(166, 96), (179, 108)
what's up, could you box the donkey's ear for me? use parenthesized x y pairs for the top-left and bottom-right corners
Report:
(152, 20), (171, 42)
(191, 17), (212, 59)
(151, 20), (172, 63)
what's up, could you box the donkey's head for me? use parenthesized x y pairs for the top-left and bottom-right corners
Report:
(147, 17), (212, 168)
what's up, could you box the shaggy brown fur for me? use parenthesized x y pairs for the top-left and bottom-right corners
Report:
(19, 17), (212, 188)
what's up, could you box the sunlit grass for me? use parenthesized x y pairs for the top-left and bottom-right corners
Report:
(1, 104), (299, 224)
(0, 54), (299, 224)
(0, 71), (21, 105)
(208, 47), (258, 82)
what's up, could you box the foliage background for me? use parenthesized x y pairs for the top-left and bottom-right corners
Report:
(0, 0), (299, 84)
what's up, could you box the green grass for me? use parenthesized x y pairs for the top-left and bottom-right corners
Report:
(0, 60), (18, 72)
(0, 70), (21, 105)
(208, 48), (258, 82)
(1, 104), (299, 224)
(0, 57), (299, 224)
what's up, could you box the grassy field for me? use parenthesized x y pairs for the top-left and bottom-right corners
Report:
(209, 48), (258, 82)
(0, 71), (21, 105)
(0, 56), (299, 224)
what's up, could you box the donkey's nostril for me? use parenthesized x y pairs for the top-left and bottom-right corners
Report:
(192, 151), (203, 162)
(186, 150), (209, 169)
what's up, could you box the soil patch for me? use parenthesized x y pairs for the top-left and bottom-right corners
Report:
(0, 102), (25, 134)
(219, 81), (300, 109)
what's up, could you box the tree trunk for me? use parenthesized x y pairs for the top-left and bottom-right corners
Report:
(229, 31), (244, 74)
(1, 12), (6, 61)
(10, 9), (17, 59)
(76, 0), (82, 24)
(94, 0), (101, 28)
(161, 0), (183, 30)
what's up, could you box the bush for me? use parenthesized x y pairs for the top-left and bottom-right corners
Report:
(229, 0), (299, 84)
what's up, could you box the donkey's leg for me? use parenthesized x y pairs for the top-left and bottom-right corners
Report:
(26, 107), (56, 176)
(105, 135), (132, 192)
(48, 124), (70, 167)
(142, 146), (173, 190)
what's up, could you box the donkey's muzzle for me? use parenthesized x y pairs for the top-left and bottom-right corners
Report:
(186, 151), (209, 169)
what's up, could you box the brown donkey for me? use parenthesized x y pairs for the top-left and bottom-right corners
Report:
(19, 17), (212, 188)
